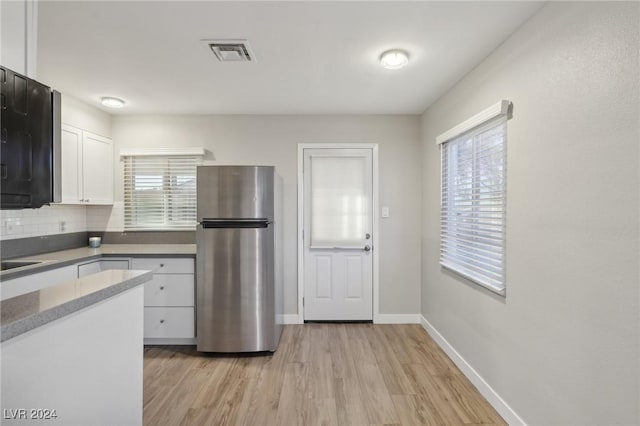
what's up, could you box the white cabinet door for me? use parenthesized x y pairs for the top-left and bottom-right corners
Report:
(82, 131), (113, 204)
(59, 125), (113, 205)
(61, 125), (83, 204)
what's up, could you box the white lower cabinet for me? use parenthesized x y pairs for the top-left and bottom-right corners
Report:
(1, 255), (196, 345)
(131, 257), (195, 344)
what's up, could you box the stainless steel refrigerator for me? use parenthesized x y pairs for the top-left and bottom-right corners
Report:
(196, 166), (282, 352)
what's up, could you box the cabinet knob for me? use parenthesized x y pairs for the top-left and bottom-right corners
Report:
(159, 263), (165, 268)
(160, 319), (165, 324)
(159, 286), (165, 290)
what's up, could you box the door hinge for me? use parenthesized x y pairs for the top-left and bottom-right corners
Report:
(302, 230), (304, 240)
(302, 297), (305, 307)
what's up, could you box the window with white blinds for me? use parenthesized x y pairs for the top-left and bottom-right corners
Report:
(123, 156), (198, 230)
(440, 114), (507, 295)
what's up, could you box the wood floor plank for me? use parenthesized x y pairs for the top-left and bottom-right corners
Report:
(232, 356), (271, 426)
(330, 325), (369, 426)
(275, 361), (308, 426)
(350, 335), (400, 425)
(391, 394), (442, 426)
(143, 324), (506, 426)
(333, 377), (369, 426)
(367, 325), (417, 396)
(306, 324), (334, 399)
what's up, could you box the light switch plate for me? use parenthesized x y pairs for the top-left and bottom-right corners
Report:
(381, 206), (390, 218)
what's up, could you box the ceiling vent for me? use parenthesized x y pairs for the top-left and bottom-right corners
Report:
(205, 40), (255, 62)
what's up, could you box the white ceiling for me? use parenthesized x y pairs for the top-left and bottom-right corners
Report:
(37, 1), (543, 115)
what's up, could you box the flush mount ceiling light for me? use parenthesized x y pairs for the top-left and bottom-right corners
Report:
(101, 97), (125, 108)
(379, 49), (409, 70)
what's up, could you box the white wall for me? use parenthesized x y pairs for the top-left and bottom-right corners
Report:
(420, 2), (639, 425)
(109, 115), (422, 317)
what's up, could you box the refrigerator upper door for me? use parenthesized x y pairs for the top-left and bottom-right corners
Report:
(197, 166), (274, 220)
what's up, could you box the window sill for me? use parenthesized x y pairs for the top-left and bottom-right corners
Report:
(440, 262), (506, 297)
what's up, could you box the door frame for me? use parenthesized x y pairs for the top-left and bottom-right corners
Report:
(297, 143), (380, 324)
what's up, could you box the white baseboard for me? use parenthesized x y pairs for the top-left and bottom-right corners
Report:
(278, 314), (421, 325)
(279, 314), (302, 324)
(144, 337), (196, 345)
(375, 313), (421, 324)
(420, 316), (526, 426)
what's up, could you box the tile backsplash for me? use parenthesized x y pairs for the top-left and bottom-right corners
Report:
(0, 205), (88, 241)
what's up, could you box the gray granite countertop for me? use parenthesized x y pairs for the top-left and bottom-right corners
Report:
(1, 269), (152, 343)
(1, 244), (196, 280)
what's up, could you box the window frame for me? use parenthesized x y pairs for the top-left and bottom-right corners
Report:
(437, 100), (511, 296)
(122, 154), (200, 231)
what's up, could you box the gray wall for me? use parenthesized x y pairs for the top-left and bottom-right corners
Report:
(420, 2), (639, 425)
(112, 114), (422, 317)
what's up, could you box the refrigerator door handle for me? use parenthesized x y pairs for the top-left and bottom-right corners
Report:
(201, 219), (270, 229)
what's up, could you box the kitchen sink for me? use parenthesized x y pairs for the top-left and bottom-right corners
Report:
(0, 260), (43, 271)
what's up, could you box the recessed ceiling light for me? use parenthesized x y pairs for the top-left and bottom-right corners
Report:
(101, 97), (125, 108)
(380, 50), (409, 70)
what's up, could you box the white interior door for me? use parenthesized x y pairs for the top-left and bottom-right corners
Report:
(303, 148), (373, 321)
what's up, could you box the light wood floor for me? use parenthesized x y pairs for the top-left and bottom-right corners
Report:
(143, 324), (506, 426)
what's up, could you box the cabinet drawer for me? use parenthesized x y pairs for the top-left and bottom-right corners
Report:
(131, 258), (194, 274)
(144, 274), (194, 307)
(144, 307), (194, 338)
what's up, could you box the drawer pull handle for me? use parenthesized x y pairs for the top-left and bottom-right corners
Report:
(160, 286), (165, 290)
(160, 319), (165, 324)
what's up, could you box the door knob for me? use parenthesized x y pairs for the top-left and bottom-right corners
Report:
(364, 245), (371, 252)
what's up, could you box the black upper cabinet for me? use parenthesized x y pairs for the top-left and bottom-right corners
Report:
(0, 66), (54, 209)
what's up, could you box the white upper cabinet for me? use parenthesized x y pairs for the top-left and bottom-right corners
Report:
(61, 124), (114, 205)
(61, 125), (82, 203)
(82, 131), (114, 204)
